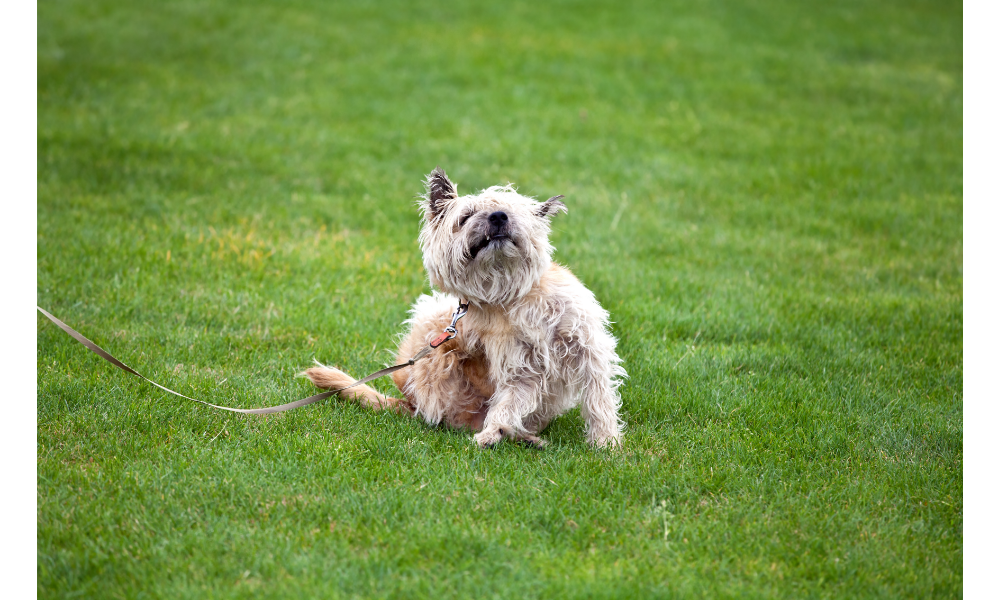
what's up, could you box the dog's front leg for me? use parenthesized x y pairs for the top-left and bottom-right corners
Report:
(474, 378), (543, 448)
(580, 370), (624, 448)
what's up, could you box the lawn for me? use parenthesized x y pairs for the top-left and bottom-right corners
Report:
(37, 0), (962, 597)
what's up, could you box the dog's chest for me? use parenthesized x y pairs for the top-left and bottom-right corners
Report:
(458, 305), (571, 379)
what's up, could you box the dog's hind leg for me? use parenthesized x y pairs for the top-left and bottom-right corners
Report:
(387, 293), (497, 431)
(390, 334), (491, 431)
(302, 364), (413, 414)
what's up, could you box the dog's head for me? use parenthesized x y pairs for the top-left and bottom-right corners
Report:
(417, 167), (567, 305)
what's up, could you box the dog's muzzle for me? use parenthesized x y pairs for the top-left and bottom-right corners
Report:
(468, 211), (513, 260)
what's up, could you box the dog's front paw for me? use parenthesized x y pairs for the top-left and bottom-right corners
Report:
(474, 426), (505, 449)
(589, 432), (622, 449)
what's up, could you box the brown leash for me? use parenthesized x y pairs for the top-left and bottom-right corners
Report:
(36, 302), (468, 415)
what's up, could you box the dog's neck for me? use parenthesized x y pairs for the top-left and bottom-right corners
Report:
(462, 263), (570, 314)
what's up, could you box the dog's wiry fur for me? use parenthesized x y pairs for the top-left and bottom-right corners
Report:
(304, 168), (626, 448)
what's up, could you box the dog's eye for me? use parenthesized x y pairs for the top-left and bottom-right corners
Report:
(457, 211), (474, 228)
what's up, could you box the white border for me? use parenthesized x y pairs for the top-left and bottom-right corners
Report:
(964, 1), (993, 596)
(2, 1), (38, 597)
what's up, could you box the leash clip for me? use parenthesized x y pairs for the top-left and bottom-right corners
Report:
(448, 301), (469, 329)
(430, 300), (469, 348)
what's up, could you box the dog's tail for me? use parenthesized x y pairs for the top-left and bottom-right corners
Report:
(301, 362), (410, 413)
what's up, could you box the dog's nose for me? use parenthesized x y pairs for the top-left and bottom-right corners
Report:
(488, 211), (508, 227)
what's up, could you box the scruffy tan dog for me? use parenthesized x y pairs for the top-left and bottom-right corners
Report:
(304, 168), (626, 448)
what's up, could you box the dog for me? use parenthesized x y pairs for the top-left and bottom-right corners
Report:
(304, 168), (626, 448)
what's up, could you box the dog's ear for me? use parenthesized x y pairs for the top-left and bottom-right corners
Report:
(423, 167), (458, 219)
(536, 195), (567, 219)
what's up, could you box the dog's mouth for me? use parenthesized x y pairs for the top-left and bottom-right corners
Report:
(468, 234), (512, 261)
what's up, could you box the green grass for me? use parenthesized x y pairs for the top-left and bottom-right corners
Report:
(37, 0), (962, 597)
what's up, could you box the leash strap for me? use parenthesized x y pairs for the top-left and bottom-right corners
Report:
(36, 303), (467, 415)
